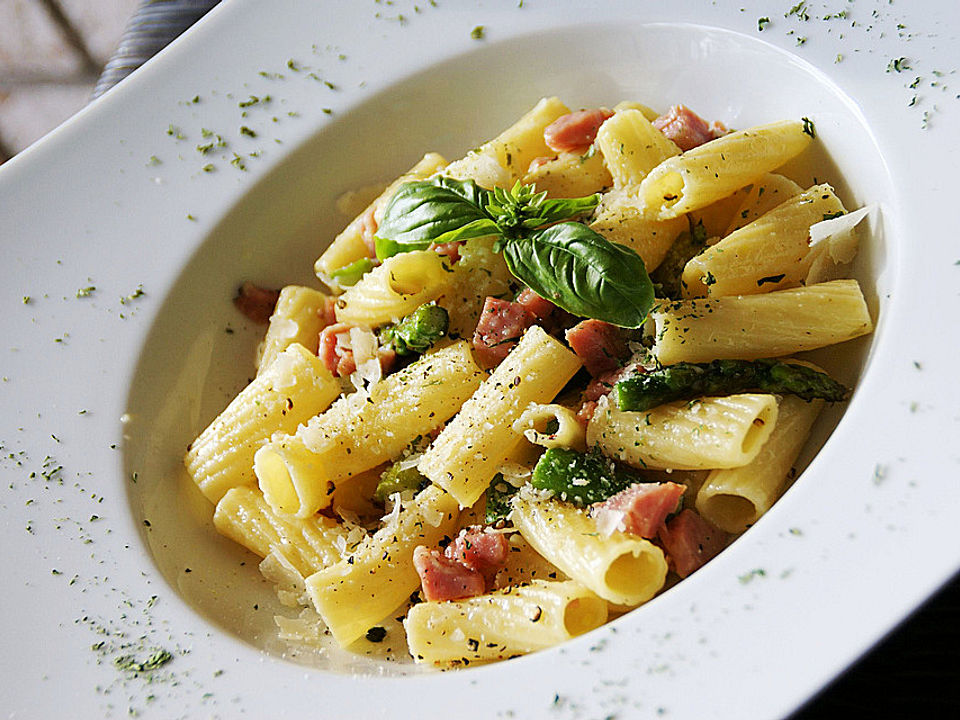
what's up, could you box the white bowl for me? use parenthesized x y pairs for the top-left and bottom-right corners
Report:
(2, 2), (958, 718)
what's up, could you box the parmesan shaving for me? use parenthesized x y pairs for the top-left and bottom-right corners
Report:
(808, 204), (875, 261)
(498, 461), (533, 485)
(260, 552), (309, 608)
(593, 508), (626, 538)
(382, 494), (403, 527)
(397, 452), (423, 471)
(275, 607), (328, 646)
(349, 326), (382, 388)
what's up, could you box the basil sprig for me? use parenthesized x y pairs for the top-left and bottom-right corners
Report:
(374, 177), (655, 328)
(374, 177), (498, 259)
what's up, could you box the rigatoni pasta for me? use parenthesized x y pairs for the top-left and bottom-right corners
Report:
(255, 340), (484, 517)
(187, 95), (874, 668)
(696, 395), (824, 532)
(637, 120), (813, 220)
(185, 343), (340, 503)
(651, 279), (873, 365)
(418, 325), (582, 508)
(405, 579), (607, 664)
(257, 285), (331, 372)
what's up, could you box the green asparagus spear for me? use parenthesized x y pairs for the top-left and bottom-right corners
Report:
(329, 257), (376, 287)
(374, 461), (429, 502)
(380, 304), (449, 355)
(531, 447), (643, 507)
(615, 359), (848, 412)
(649, 220), (708, 300)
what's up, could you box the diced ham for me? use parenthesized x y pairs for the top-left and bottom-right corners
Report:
(709, 120), (729, 139)
(413, 546), (486, 602)
(582, 361), (643, 403)
(544, 109), (614, 153)
(360, 204), (378, 257)
(472, 297), (537, 368)
(515, 287), (557, 322)
(319, 323), (356, 377)
(319, 294), (338, 327)
(430, 241), (463, 264)
(576, 400), (598, 425)
(653, 105), (717, 152)
(565, 319), (629, 377)
(659, 509), (729, 578)
(444, 526), (509, 582)
(592, 482), (685, 538)
(319, 323), (397, 378)
(233, 282), (280, 324)
(578, 362), (646, 424)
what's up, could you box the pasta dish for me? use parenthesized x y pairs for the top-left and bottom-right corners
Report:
(185, 97), (872, 665)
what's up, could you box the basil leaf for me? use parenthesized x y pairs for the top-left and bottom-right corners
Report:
(501, 222), (654, 328)
(534, 193), (602, 226)
(374, 177), (494, 259)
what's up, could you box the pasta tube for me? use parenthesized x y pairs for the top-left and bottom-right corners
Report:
(256, 285), (331, 372)
(697, 395), (823, 532)
(255, 341), (484, 517)
(404, 580), (607, 664)
(589, 190), (689, 272)
(213, 486), (347, 577)
(682, 184), (850, 297)
(418, 326), (582, 508)
(722, 173), (803, 235)
(306, 485), (459, 647)
(513, 403), (586, 451)
(185, 343), (340, 503)
(334, 250), (453, 328)
(595, 108), (679, 187)
(586, 393), (780, 471)
(521, 150), (612, 198)
(511, 490), (667, 606)
(652, 279), (874, 365)
(637, 120), (813, 220)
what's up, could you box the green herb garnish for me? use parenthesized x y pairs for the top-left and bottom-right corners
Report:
(365, 626), (387, 642)
(375, 177), (653, 328)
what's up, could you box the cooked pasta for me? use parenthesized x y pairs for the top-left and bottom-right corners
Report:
(418, 325), (582, 508)
(637, 120), (813, 220)
(682, 184), (851, 297)
(185, 343), (340, 503)
(257, 285), (331, 372)
(405, 579), (607, 664)
(652, 279), (873, 365)
(188, 95), (873, 667)
(587, 393), (780, 471)
(254, 340), (484, 517)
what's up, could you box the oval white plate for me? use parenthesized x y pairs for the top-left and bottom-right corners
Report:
(2, 1), (958, 718)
